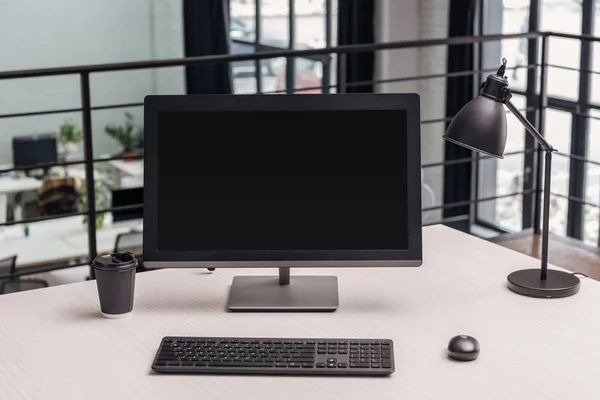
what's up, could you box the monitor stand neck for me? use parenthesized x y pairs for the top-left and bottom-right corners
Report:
(227, 268), (339, 312)
(279, 267), (290, 285)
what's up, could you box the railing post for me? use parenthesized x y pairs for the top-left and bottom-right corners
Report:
(80, 72), (98, 279)
(533, 34), (548, 235)
(338, 53), (347, 93)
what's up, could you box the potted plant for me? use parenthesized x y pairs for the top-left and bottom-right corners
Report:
(80, 176), (111, 229)
(57, 121), (83, 163)
(105, 112), (143, 160)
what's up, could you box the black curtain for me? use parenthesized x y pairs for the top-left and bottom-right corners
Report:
(337, 0), (375, 93)
(443, 0), (477, 224)
(183, 0), (232, 94)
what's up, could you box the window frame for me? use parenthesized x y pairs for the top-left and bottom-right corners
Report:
(228, 0), (335, 94)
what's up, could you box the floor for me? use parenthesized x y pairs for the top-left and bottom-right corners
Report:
(493, 233), (600, 281)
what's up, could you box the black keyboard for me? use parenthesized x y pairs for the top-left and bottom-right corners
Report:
(152, 337), (395, 376)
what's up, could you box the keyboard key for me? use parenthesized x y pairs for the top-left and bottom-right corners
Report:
(302, 363), (314, 368)
(338, 363), (348, 368)
(316, 363), (326, 368)
(350, 363), (370, 368)
(382, 360), (392, 368)
(290, 358), (315, 363)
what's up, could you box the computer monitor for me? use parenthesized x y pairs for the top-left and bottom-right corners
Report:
(112, 187), (144, 222)
(12, 134), (58, 176)
(143, 94), (422, 311)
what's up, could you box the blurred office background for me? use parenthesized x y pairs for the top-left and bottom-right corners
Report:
(2, 0), (600, 291)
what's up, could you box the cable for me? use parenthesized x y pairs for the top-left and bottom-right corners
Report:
(572, 272), (588, 279)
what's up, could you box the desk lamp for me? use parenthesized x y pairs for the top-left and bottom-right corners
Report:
(443, 58), (581, 298)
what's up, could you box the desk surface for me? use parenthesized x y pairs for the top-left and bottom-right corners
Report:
(108, 159), (143, 177)
(0, 176), (40, 194)
(1, 225), (599, 399)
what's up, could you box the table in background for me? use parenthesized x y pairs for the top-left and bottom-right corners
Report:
(0, 216), (142, 268)
(107, 159), (143, 187)
(0, 176), (41, 226)
(0, 225), (599, 399)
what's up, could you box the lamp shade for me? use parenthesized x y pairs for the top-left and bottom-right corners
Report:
(443, 95), (507, 159)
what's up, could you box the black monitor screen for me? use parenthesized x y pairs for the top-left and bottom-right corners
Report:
(157, 110), (408, 252)
(12, 135), (58, 168)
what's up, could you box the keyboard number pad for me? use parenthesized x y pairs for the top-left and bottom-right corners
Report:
(348, 341), (392, 368)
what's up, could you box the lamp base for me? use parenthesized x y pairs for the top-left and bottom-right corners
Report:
(507, 269), (580, 298)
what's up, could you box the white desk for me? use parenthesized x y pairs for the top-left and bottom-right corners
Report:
(0, 176), (41, 225)
(108, 159), (143, 177)
(0, 176), (41, 194)
(1, 225), (599, 399)
(108, 159), (143, 187)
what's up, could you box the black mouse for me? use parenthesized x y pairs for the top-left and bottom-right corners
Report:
(447, 335), (479, 361)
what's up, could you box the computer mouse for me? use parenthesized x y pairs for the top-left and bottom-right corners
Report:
(447, 335), (479, 361)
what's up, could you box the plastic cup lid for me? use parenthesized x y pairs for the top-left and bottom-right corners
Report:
(93, 252), (137, 271)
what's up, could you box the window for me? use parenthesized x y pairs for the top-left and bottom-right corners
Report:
(479, 0), (598, 244)
(229, 0), (336, 94)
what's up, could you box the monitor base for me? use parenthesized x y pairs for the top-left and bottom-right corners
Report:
(227, 272), (339, 312)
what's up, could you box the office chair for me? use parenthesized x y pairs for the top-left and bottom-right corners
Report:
(37, 175), (81, 216)
(0, 255), (48, 295)
(114, 231), (143, 254)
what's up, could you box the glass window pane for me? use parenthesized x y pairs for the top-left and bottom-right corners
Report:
(540, 1), (581, 100)
(479, 195), (523, 231)
(490, 2), (530, 89)
(591, 6), (600, 104)
(583, 202), (599, 246)
(478, 94), (526, 231)
(545, 108), (572, 198)
(501, 1), (530, 34)
(503, 38), (530, 91)
(230, 1), (258, 94)
(421, 122), (446, 225)
(546, 67), (579, 100)
(260, 0), (290, 47)
(505, 94), (527, 152)
(294, 0), (326, 48)
(421, 165), (444, 225)
(479, 154), (525, 231)
(584, 160), (600, 245)
(547, 194), (568, 235)
(540, 0), (581, 35)
(584, 110), (600, 246)
(294, 58), (323, 93)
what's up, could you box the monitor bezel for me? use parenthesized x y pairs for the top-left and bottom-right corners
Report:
(143, 94), (422, 268)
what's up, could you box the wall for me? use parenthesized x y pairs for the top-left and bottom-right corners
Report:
(0, 0), (185, 165)
(374, 0), (449, 224)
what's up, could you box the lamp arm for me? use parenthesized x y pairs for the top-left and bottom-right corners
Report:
(505, 99), (553, 280)
(505, 100), (554, 152)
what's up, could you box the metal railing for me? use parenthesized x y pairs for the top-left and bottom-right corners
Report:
(1, 30), (599, 279)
